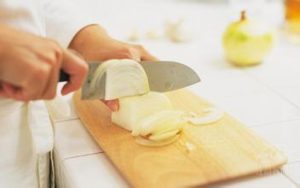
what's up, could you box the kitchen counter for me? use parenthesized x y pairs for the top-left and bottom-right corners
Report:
(51, 0), (300, 187)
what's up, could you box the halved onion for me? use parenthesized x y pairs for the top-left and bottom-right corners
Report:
(89, 59), (149, 100)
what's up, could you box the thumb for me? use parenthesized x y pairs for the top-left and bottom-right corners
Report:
(61, 49), (88, 95)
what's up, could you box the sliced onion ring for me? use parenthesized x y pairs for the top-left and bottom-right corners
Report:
(183, 107), (224, 125)
(135, 134), (180, 147)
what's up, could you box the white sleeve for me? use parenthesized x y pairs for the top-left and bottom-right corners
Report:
(43, 0), (99, 48)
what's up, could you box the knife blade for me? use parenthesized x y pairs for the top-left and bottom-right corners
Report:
(140, 61), (200, 92)
(59, 60), (200, 99)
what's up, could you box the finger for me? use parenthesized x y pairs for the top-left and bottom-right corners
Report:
(139, 48), (158, 61)
(2, 83), (17, 95)
(0, 84), (5, 97)
(41, 50), (62, 99)
(102, 99), (119, 111)
(129, 48), (142, 61)
(27, 62), (51, 100)
(10, 89), (30, 101)
(61, 49), (88, 95)
(0, 89), (8, 98)
(0, 83), (17, 98)
(69, 49), (85, 60)
(0, 83), (29, 101)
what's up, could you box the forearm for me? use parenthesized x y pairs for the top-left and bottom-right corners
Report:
(69, 23), (156, 62)
(69, 24), (113, 61)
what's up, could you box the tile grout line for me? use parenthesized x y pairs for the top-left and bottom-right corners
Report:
(242, 70), (300, 111)
(286, 160), (300, 165)
(281, 160), (300, 186)
(61, 151), (105, 163)
(52, 117), (80, 123)
(247, 117), (300, 128)
(280, 170), (300, 188)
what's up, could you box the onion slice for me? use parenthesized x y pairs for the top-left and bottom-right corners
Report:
(148, 129), (180, 141)
(135, 134), (180, 147)
(183, 107), (224, 125)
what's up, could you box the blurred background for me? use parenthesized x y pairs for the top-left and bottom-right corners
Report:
(71, 0), (289, 41)
(70, 0), (299, 56)
(68, 0), (300, 101)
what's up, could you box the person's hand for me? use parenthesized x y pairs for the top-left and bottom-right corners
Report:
(69, 25), (157, 111)
(0, 24), (88, 101)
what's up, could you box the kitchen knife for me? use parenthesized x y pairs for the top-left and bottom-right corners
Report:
(59, 61), (200, 99)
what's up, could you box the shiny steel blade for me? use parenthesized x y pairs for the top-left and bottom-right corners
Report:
(81, 62), (105, 100)
(140, 61), (200, 92)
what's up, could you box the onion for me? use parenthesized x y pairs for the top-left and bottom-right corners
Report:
(111, 91), (224, 147)
(89, 59), (149, 100)
(135, 134), (180, 147)
(112, 92), (172, 131)
(134, 110), (185, 137)
(148, 129), (180, 141)
(102, 60), (224, 147)
(183, 107), (224, 125)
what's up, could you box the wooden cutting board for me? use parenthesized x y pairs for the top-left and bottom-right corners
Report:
(73, 89), (287, 188)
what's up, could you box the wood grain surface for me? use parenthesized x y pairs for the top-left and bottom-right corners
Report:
(73, 89), (287, 188)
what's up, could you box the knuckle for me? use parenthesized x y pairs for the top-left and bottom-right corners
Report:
(49, 91), (56, 99)
(48, 40), (63, 58)
(23, 92), (36, 101)
(44, 54), (57, 66)
(48, 39), (61, 50)
(31, 65), (49, 82)
(134, 44), (144, 51)
(44, 91), (56, 100)
(81, 62), (88, 75)
(118, 47), (135, 59)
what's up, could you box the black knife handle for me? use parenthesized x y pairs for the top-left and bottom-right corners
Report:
(59, 71), (69, 82)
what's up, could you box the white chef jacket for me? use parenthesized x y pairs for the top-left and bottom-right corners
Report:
(0, 1), (96, 187)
